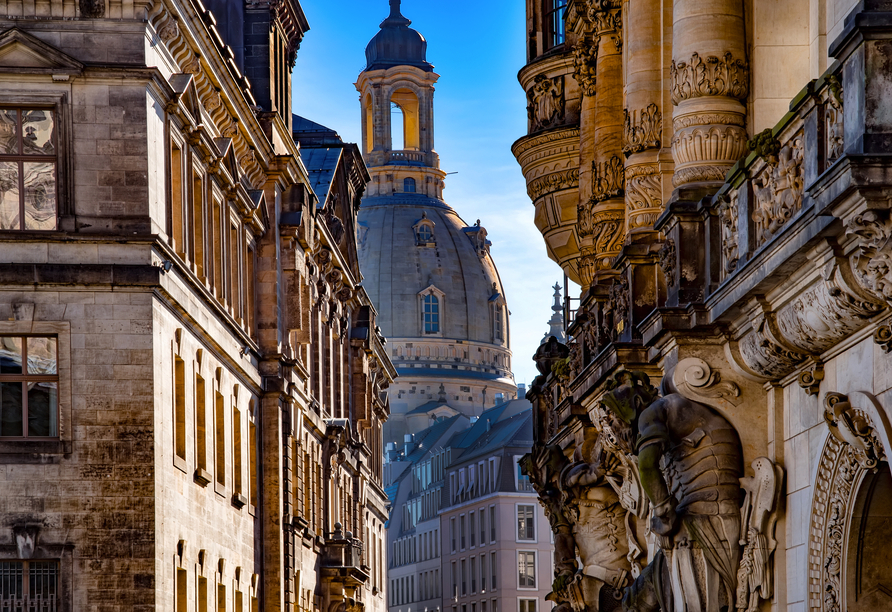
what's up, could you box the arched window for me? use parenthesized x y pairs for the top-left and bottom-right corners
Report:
(495, 306), (503, 341)
(545, 0), (568, 50)
(417, 224), (432, 242)
(423, 294), (440, 333)
(404, 177), (417, 193)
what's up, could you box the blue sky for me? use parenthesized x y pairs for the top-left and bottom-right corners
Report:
(292, 0), (565, 386)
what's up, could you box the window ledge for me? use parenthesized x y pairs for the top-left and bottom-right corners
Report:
(194, 468), (212, 486)
(0, 440), (70, 462)
(231, 493), (248, 509)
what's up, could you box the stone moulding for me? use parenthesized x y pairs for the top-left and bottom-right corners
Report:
(670, 51), (750, 105)
(622, 103), (661, 155)
(671, 124), (749, 167)
(527, 168), (580, 201)
(809, 390), (890, 612)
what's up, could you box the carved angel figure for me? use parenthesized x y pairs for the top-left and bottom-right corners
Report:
(735, 458), (783, 612)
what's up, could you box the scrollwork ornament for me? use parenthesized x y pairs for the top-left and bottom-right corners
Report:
(823, 392), (883, 469)
(845, 207), (892, 302)
(573, 39), (598, 97)
(528, 168), (579, 201)
(623, 104), (661, 155)
(527, 74), (565, 130)
(874, 323), (892, 352)
(672, 357), (741, 405)
(625, 166), (662, 229)
(592, 156), (625, 202)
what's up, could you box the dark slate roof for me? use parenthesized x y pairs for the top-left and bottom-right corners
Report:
(403, 414), (463, 463)
(299, 147), (342, 207)
(406, 400), (454, 415)
(360, 193), (453, 210)
(393, 367), (515, 385)
(364, 1), (433, 72)
(456, 408), (533, 466)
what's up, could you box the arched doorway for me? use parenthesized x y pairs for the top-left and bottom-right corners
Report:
(846, 461), (892, 610)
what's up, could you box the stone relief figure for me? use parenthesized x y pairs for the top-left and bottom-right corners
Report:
(527, 74), (565, 130)
(751, 139), (804, 246)
(609, 371), (744, 612)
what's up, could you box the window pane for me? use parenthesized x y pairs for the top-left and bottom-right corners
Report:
(27, 336), (57, 374)
(0, 161), (20, 230)
(0, 110), (18, 154)
(28, 381), (58, 437)
(0, 382), (23, 437)
(0, 337), (23, 374)
(0, 561), (24, 597)
(21, 109), (55, 155)
(23, 161), (56, 230)
(28, 561), (58, 596)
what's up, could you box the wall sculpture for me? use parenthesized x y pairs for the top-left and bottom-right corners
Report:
(751, 138), (804, 247)
(528, 74), (566, 130)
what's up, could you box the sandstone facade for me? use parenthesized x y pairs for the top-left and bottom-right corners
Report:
(515, 1), (892, 611)
(0, 2), (392, 612)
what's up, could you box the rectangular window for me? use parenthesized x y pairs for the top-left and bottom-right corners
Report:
(0, 108), (58, 231)
(212, 197), (223, 298)
(171, 141), (186, 256)
(519, 600), (537, 612)
(249, 417), (258, 507)
(215, 390), (225, 486)
(461, 559), (467, 596)
(0, 336), (58, 438)
(177, 568), (188, 612)
(451, 561), (457, 599)
(460, 514), (466, 550)
(491, 552), (497, 589)
(218, 584), (226, 612)
(545, 0), (568, 50)
(192, 172), (205, 278)
(233, 402), (243, 495)
(173, 355), (186, 460)
(470, 557), (476, 593)
(0, 561), (58, 607)
(481, 553), (487, 592)
(492, 599), (498, 612)
(246, 245), (256, 337)
(470, 512), (476, 547)
(518, 552), (536, 588)
(517, 505), (535, 541)
(480, 507), (486, 545)
(195, 373), (207, 471)
(490, 506), (496, 542)
(198, 576), (208, 612)
(229, 222), (240, 314)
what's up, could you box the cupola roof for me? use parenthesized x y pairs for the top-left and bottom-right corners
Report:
(364, 0), (433, 72)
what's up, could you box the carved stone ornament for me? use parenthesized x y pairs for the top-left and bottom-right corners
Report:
(809, 391), (889, 612)
(738, 312), (807, 379)
(845, 207), (892, 303)
(719, 191), (741, 276)
(826, 75), (844, 163)
(736, 458), (784, 612)
(673, 165), (730, 187)
(573, 38), (598, 97)
(671, 357), (741, 406)
(658, 239), (677, 287)
(874, 323), (892, 352)
(625, 165), (663, 230)
(797, 362), (824, 396)
(752, 138), (805, 247)
(527, 74), (565, 130)
(584, 0), (623, 35)
(671, 125), (749, 169)
(592, 156), (625, 202)
(608, 274), (630, 335)
(528, 168), (580, 201)
(670, 52), (750, 105)
(79, 0), (105, 18)
(623, 104), (662, 155)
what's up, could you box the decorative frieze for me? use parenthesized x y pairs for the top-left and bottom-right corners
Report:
(751, 138), (804, 246)
(670, 51), (750, 105)
(622, 103), (661, 155)
(738, 313), (807, 378)
(671, 124), (749, 167)
(527, 168), (580, 201)
(826, 75), (844, 163)
(625, 165), (663, 230)
(527, 74), (565, 130)
(608, 274), (630, 335)
(591, 156), (625, 202)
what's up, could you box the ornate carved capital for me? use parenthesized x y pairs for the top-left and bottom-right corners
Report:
(584, 0), (622, 35)
(592, 156), (625, 203)
(797, 362), (824, 396)
(623, 104), (661, 155)
(670, 52), (749, 105)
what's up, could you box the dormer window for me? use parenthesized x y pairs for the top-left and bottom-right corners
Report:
(413, 212), (436, 246)
(404, 177), (416, 193)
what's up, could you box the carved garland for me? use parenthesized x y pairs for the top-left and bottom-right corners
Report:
(670, 51), (750, 105)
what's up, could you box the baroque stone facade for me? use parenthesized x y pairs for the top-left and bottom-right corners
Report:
(0, 2), (393, 612)
(516, 1), (892, 611)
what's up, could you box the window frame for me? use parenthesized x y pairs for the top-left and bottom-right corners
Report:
(0, 322), (69, 453)
(423, 293), (440, 334)
(517, 551), (537, 590)
(518, 599), (537, 612)
(0, 334), (59, 439)
(543, 0), (568, 51)
(515, 503), (537, 543)
(0, 559), (60, 604)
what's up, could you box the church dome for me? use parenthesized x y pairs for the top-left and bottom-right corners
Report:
(364, 1), (433, 72)
(357, 194), (513, 384)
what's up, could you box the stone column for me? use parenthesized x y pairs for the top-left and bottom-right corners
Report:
(623, 0), (669, 239)
(670, 0), (749, 199)
(576, 0), (625, 290)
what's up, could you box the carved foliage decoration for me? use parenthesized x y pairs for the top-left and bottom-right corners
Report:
(670, 52), (750, 105)
(527, 74), (566, 130)
(752, 139), (804, 246)
(658, 239), (677, 287)
(736, 457), (783, 612)
(573, 39), (598, 97)
(592, 156), (625, 203)
(845, 207), (892, 302)
(720, 191), (740, 276)
(671, 357), (741, 406)
(528, 168), (580, 201)
(809, 392), (888, 612)
(625, 165), (663, 230)
(623, 104), (661, 155)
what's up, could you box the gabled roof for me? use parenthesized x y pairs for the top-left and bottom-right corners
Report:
(300, 146), (343, 207)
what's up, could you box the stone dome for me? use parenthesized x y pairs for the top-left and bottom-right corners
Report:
(364, 0), (433, 72)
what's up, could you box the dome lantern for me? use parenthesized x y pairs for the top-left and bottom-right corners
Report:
(364, 0), (433, 73)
